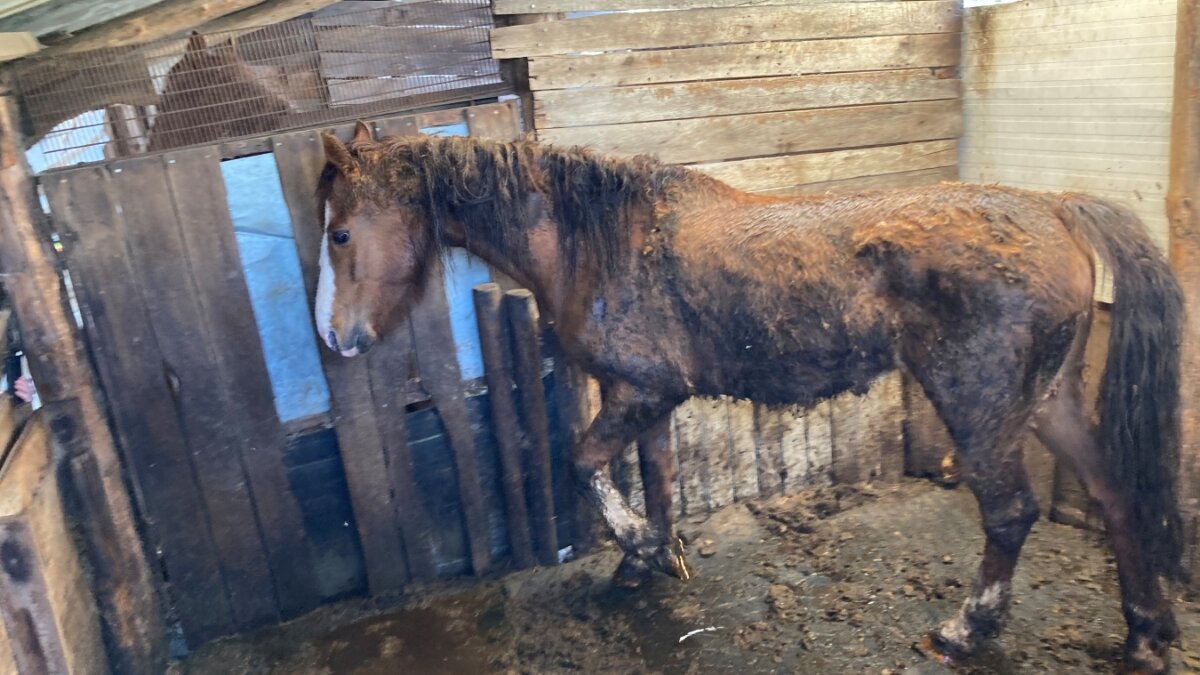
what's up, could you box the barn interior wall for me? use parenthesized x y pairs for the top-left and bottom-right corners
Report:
(959, 0), (1176, 252)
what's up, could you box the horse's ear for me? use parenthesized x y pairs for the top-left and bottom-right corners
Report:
(352, 120), (374, 143)
(185, 32), (206, 54)
(321, 131), (357, 176)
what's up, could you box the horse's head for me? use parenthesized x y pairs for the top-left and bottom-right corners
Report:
(315, 121), (435, 357)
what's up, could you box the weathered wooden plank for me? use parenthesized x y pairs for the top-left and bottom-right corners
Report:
(313, 0), (492, 26)
(0, 0), (161, 38)
(364, 323), (438, 581)
(695, 140), (958, 193)
(780, 406), (814, 492)
(764, 166), (960, 196)
(109, 155), (281, 630)
(672, 398), (711, 514)
(43, 0), (261, 55)
(45, 167), (237, 645)
(504, 289), (558, 565)
(465, 100), (523, 140)
(494, 0), (927, 12)
(703, 398), (735, 509)
(727, 399), (760, 502)
(535, 70), (959, 129)
(538, 100), (963, 165)
(527, 33), (960, 90)
(550, 348), (596, 552)
(804, 402), (835, 488)
(491, 1), (960, 58)
(273, 127), (409, 593)
(0, 419), (106, 675)
(751, 404), (786, 497)
(473, 284), (536, 569)
(163, 148), (321, 618)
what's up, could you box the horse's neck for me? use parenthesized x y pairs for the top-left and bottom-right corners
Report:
(455, 189), (573, 318)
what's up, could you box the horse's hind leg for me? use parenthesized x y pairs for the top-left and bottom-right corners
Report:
(922, 418), (1039, 660)
(902, 324), (1044, 660)
(1032, 331), (1176, 674)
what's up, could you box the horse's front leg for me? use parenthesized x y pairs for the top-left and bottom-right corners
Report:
(573, 380), (687, 586)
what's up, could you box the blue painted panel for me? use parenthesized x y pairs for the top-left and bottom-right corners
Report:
(421, 122), (489, 381)
(26, 110), (108, 174)
(221, 154), (331, 422)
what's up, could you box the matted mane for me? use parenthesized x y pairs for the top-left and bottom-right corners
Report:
(318, 134), (693, 277)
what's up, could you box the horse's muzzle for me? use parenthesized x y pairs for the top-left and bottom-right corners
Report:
(329, 326), (375, 357)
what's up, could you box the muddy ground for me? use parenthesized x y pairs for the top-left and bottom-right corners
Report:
(171, 480), (1199, 674)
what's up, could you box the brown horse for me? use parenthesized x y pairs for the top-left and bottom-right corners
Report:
(314, 121), (1184, 674)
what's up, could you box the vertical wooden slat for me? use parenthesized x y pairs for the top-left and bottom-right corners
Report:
(109, 155), (279, 629)
(804, 402), (835, 487)
(1166, 0), (1200, 585)
(46, 167), (236, 644)
(727, 399), (760, 501)
(752, 403), (786, 496)
(273, 128), (408, 593)
(673, 399), (708, 514)
(0, 520), (66, 675)
(779, 406), (811, 492)
(163, 148), (321, 617)
(704, 398), (735, 509)
(364, 323), (433, 581)
(473, 283), (536, 569)
(830, 375), (904, 485)
(505, 289), (558, 565)
(551, 349), (595, 552)
(409, 266), (493, 574)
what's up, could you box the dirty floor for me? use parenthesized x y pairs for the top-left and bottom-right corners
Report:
(171, 480), (1200, 674)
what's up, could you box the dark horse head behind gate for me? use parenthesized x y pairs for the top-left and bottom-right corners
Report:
(314, 121), (1184, 675)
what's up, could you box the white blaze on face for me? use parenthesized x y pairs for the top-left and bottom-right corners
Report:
(315, 203), (336, 351)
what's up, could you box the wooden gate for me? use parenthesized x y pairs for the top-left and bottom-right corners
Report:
(39, 100), (574, 649)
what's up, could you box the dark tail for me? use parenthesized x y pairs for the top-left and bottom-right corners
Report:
(1058, 195), (1186, 581)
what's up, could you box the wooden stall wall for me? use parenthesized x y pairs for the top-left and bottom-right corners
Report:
(491, 0), (963, 513)
(41, 100), (580, 650)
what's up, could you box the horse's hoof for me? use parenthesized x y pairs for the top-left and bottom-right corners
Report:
(612, 553), (652, 589)
(914, 633), (957, 668)
(656, 536), (692, 582)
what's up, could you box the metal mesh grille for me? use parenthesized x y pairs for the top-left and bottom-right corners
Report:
(15, 0), (503, 172)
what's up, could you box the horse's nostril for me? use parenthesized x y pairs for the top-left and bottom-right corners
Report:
(327, 330), (340, 351)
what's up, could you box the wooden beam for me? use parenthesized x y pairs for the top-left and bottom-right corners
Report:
(494, 0), (921, 12)
(0, 0), (165, 40)
(491, 1), (960, 59)
(0, 86), (166, 673)
(197, 0), (340, 36)
(0, 33), (38, 62)
(35, 0), (263, 57)
(1166, 0), (1200, 584)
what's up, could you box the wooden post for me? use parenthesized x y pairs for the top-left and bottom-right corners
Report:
(473, 283), (536, 569)
(504, 289), (559, 565)
(1167, 0), (1200, 583)
(0, 89), (166, 671)
(494, 11), (563, 134)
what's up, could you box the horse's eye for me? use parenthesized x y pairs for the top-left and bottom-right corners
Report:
(330, 229), (351, 246)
